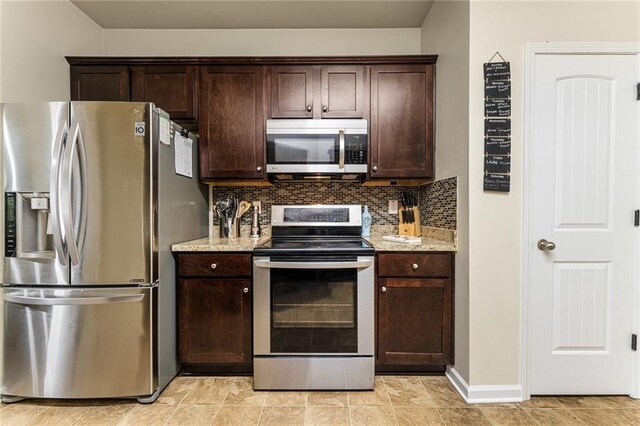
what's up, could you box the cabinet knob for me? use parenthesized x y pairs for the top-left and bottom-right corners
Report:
(243, 287), (249, 294)
(412, 263), (419, 270)
(211, 263), (217, 270)
(372, 166), (378, 172)
(381, 286), (387, 293)
(256, 166), (262, 172)
(306, 105), (312, 112)
(322, 105), (328, 113)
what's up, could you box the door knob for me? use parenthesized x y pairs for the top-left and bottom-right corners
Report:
(537, 239), (556, 251)
(381, 286), (387, 293)
(322, 105), (328, 112)
(243, 287), (249, 294)
(306, 105), (312, 112)
(211, 263), (217, 269)
(372, 166), (378, 172)
(256, 166), (262, 172)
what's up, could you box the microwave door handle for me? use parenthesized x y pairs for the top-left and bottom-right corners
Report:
(339, 130), (345, 169)
(50, 120), (68, 266)
(254, 259), (373, 269)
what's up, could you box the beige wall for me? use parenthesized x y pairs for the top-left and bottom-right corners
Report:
(103, 28), (421, 56)
(468, 0), (640, 386)
(420, 0), (470, 382)
(0, 0), (103, 102)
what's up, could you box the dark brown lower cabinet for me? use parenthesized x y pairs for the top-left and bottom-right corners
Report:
(376, 253), (454, 373)
(177, 253), (253, 374)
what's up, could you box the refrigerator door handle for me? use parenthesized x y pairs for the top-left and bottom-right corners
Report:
(62, 122), (87, 266)
(50, 120), (68, 266)
(4, 293), (145, 306)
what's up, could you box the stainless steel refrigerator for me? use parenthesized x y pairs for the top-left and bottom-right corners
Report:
(1, 102), (207, 402)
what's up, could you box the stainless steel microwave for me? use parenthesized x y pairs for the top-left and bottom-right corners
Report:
(266, 119), (368, 180)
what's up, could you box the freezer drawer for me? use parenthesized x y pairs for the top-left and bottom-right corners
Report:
(1, 287), (155, 399)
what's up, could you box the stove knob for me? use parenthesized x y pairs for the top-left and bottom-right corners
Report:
(243, 287), (249, 294)
(381, 286), (387, 293)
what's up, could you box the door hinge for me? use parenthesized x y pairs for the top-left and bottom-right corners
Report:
(635, 209), (640, 227)
(632, 334), (638, 351)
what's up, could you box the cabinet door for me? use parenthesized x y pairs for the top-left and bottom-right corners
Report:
(321, 65), (365, 118)
(131, 65), (197, 124)
(178, 279), (252, 365)
(200, 66), (265, 180)
(70, 66), (130, 101)
(270, 66), (314, 118)
(370, 64), (434, 179)
(377, 278), (452, 365)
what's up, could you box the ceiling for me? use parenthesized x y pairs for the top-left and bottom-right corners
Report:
(70, 0), (435, 29)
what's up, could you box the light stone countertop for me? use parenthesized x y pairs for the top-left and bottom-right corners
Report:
(172, 226), (456, 253)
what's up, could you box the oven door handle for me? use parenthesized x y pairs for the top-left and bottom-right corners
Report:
(254, 259), (374, 269)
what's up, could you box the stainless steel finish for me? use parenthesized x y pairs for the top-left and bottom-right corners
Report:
(62, 121), (88, 266)
(253, 255), (375, 357)
(266, 119), (368, 134)
(70, 102), (151, 285)
(537, 239), (556, 251)
(211, 263), (217, 269)
(254, 259), (374, 270)
(256, 166), (262, 172)
(3, 102), (69, 285)
(372, 165), (378, 172)
(243, 287), (249, 294)
(253, 357), (374, 390)
(153, 108), (207, 400)
(381, 286), (387, 293)
(338, 130), (345, 169)
(266, 164), (368, 174)
(270, 204), (363, 227)
(306, 104), (312, 112)
(412, 263), (418, 270)
(4, 293), (145, 306)
(2, 287), (154, 399)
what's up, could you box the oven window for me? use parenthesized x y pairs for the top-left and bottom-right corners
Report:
(270, 268), (358, 353)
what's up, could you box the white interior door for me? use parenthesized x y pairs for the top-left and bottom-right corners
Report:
(530, 54), (639, 395)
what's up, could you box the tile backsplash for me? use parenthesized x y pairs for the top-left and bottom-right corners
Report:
(210, 176), (457, 230)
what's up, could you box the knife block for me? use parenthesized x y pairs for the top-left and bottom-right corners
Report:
(398, 207), (421, 237)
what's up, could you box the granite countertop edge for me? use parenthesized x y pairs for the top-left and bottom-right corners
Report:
(172, 227), (457, 253)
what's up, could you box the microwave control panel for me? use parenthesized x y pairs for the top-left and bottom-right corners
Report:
(345, 135), (367, 165)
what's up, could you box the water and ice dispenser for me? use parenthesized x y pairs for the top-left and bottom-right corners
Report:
(5, 192), (54, 259)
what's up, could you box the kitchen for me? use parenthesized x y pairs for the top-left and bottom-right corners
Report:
(1, 0), (640, 425)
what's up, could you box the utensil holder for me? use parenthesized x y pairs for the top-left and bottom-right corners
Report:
(219, 217), (241, 238)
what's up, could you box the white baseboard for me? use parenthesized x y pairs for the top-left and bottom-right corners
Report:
(446, 367), (523, 403)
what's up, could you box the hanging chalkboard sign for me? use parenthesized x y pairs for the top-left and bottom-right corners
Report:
(484, 62), (510, 81)
(485, 80), (511, 98)
(483, 52), (511, 192)
(485, 137), (511, 155)
(484, 173), (510, 192)
(484, 154), (511, 174)
(485, 118), (511, 136)
(485, 98), (511, 117)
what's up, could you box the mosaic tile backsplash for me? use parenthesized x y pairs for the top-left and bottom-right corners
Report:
(211, 176), (457, 230)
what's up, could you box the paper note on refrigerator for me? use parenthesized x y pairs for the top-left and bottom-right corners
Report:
(174, 132), (193, 178)
(159, 117), (171, 146)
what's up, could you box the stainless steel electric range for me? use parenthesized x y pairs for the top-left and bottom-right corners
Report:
(253, 205), (375, 390)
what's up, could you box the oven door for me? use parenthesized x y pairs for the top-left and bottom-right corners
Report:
(253, 256), (374, 356)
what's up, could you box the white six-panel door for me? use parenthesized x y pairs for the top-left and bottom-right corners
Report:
(530, 54), (639, 394)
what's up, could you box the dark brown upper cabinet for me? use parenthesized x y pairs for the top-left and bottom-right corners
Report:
(370, 64), (435, 180)
(199, 66), (265, 180)
(269, 65), (365, 119)
(131, 65), (198, 127)
(70, 66), (130, 101)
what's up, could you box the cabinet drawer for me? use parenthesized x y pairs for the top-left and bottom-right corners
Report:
(178, 254), (252, 277)
(377, 253), (451, 278)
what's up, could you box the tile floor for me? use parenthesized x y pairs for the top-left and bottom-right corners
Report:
(1, 375), (639, 425)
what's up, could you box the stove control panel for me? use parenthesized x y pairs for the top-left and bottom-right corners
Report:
(271, 205), (362, 227)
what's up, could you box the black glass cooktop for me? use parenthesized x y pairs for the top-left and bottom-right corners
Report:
(254, 237), (374, 256)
